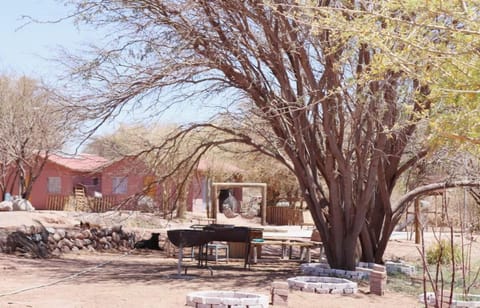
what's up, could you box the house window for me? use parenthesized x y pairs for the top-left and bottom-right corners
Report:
(112, 177), (128, 194)
(47, 177), (61, 194)
(92, 178), (99, 186)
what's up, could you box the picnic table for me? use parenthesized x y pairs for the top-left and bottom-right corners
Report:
(250, 235), (323, 264)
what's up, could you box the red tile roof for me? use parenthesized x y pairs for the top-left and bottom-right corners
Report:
(48, 153), (110, 172)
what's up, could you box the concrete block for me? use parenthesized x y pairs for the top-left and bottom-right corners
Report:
(343, 288), (357, 294)
(315, 288), (329, 294)
(271, 281), (289, 289)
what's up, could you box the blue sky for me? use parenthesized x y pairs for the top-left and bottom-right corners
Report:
(0, 1), (122, 152)
(0, 1), (96, 80)
(0, 1), (221, 151)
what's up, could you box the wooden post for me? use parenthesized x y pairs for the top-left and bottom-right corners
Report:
(414, 198), (421, 244)
(212, 184), (218, 221)
(261, 185), (267, 225)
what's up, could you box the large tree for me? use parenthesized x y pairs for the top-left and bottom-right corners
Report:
(58, 0), (480, 269)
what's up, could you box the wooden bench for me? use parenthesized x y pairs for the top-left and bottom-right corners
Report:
(250, 239), (323, 264)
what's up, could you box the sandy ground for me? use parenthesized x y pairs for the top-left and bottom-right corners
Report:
(0, 211), (428, 307)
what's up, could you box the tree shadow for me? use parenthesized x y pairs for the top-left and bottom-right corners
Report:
(0, 250), (306, 289)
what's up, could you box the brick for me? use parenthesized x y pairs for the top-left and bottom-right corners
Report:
(356, 267), (372, 273)
(343, 288), (357, 294)
(205, 297), (222, 304)
(315, 288), (329, 294)
(240, 297), (262, 306)
(221, 297), (239, 305)
(372, 264), (386, 272)
(191, 296), (207, 304)
(370, 270), (387, 277)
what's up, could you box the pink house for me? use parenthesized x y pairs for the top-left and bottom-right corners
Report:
(23, 153), (155, 210)
(7, 152), (245, 214)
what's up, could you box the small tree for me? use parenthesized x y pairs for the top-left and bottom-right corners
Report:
(0, 75), (69, 200)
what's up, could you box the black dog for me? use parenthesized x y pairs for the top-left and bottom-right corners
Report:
(134, 233), (162, 250)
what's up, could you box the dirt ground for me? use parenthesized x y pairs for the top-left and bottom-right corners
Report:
(0, 211), (439, 307)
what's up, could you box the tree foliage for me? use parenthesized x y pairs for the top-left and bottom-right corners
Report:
(58, 0), (480, 269)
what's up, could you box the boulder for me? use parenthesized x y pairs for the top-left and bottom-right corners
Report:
(53, 233), (62, 242)
(56, 229), (66, 238)
(74, 239), (84, 248)
(12, 198), (35, 211)
(0, 201), (13, 211)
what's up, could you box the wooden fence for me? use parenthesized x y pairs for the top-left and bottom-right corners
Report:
(46, 195), (72, 211)
(46, 195), (118, 213)
(89, 196), (118, 212)
(266, 206), (303, 225)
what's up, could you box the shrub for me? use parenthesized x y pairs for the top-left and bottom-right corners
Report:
(426, 240), (461, 265)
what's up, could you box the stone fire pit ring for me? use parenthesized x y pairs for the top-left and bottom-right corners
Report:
(186, 290), (269, 308)
(287, 276), (358, 294)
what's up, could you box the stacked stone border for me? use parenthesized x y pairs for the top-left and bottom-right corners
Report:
(287, 276), (357, 294)
(185, 291), (269, 308)
(300, 263), (370, 280)
(359, 261), (416, 277)
(300, 260), (416, 281)
(419, 292), (480, 308)
(384, 261), (416, 276)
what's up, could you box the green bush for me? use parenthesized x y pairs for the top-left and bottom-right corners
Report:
(426, 239), (461, 265)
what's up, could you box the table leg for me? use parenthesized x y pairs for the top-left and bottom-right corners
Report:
(177, 244), (183, 275)
(281, 244), (288, 259)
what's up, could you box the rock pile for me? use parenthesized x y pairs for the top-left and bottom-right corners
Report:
(49, 225), (136, 255)
(1, 223), (136, 257)
(0, 198), (35, 211)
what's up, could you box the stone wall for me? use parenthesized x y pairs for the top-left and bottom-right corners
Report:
(1, 223), (136, 257)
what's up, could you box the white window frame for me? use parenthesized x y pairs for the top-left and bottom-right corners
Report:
(112, 176), (128, 194)
(47, 177), (61, 194)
